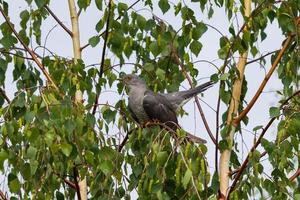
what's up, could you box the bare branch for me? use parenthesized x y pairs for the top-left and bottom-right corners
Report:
(45, 5), (73, 37)
(64, 179), (77, 189)
(246, 50), (278, 65)
(0, 49), (33, 60)
(92, 0), (113, 115)
(289, 168), (300, 181)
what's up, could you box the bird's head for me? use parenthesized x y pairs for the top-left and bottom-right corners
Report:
(122, 74), (147, 89)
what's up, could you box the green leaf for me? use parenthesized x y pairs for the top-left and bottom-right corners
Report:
(8, 174), (20, 194)
(95, 0), (103, 10)
(9, 178), (20, 194)
(56, 191), (65, 200)
(220, 88), (231, 104)
(78, 0), (91, 10)
(26, 146), (37, 160)
(269, 107), (280, 118)
(220, 73), (229, 80)
(294, 194), (300, 200)
(88, 36), (100, 47)
(156, 68), (165, 80)
(21, 163), (31, 180)
(34, 0), (47, 8)
(182, 169), (192, 189)
(136, 14), (146, 30)
(157, 151), (168, 165)
(61, 143), (73, 157)
(0, 150), (8, 168)
(149, 42), (160, 57)
(190, 40), (202, 56)
(99, 160), (113, 175)
(158, 0), (170, 14)
(253, 125), (263, 132)
(192, 22), (207, 40)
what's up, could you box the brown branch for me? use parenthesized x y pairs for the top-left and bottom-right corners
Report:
(233, 16), (300, 126)
(80, 0), (141, 51)
(289, 168), (300, 181)
(64, 179), (77, 189)
(0, 88), (10, 103)
(44, 5), (72, 37)
(228, 90), (300, 198)
(215, 97), (221, 172)
(0, 189), (7, 200)
(73, 166), (81, 200)
(0, 7), (59, 91)
(246, 50), (278, 65)
(92, 0), (113, 115)
(0, 49), (33, 60)
(171, 46), (217, 145)
(118, 128), (135, 152)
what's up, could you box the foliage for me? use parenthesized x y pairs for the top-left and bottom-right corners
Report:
(0, 0), (299, 199)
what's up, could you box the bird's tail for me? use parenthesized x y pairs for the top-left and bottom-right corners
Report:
(179, 81), (214, 100)
(186, 132), (207, 143)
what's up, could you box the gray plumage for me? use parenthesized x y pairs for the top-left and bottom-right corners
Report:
(123, 74), (213, 143)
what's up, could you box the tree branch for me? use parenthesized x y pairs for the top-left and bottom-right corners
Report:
(0, 88), (10, 103)
(80, 0), (141, 51)
(289, 168), (300, 181)
(219, 0), (251, 198)
(0, 7), (59, 91)
(171, 46), (217, 145)
(0, 49), (33, 60)
(246, 50), (278, 65)
(0, 189), (7, 200)
(64, 178), (77, 189)
(228, 90), (300, 198)
(92, 0), (113, 115)
(44, 5), (73, 37)
(73, 166), (81, 200)
(233, 16), (300, 125)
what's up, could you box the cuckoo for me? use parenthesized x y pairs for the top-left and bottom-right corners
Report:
(123, 74), (214, 143)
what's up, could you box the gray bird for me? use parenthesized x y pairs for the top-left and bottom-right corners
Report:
(123, 74), (214, 143)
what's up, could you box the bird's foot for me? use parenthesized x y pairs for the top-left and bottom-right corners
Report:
(142, 119), (161, 128)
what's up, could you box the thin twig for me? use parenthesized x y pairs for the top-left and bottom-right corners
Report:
(80, 0), (141, 51)
(45, 5), (72, 37)
(0, 49), (33, 60)
(0, 7), (59, 91)
(92, 0), (113, 115)
(246, 50), (278, 65)
(215, 97), (221, 173)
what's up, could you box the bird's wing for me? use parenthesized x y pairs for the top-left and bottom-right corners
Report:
(163, 81), (214, 110)
(143, 91), (178, 129)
